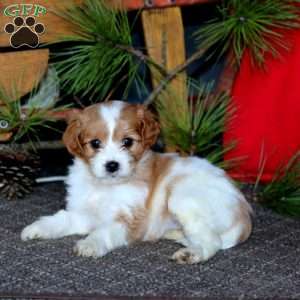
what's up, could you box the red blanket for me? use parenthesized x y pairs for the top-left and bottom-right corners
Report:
(224, 30), (300, 182)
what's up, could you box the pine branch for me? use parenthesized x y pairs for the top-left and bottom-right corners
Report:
(53, 0), (168, 101)
(155, 80), (235, 167)
(195, 0), (300, 66)
(144, 48), (207, 106)
(95, 36), (168, 76)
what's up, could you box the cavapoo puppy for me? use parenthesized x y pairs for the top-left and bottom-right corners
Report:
(21, 100), (252, 264)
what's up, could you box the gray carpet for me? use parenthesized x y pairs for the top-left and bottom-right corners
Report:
(0, 183), (300, 299)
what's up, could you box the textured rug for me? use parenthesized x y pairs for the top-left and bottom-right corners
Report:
(0, 183), (300, 299)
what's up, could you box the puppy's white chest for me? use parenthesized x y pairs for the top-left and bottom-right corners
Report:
(82, 182), (148, 223)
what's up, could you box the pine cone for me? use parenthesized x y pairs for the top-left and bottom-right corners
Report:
(0, 149), (40, 200)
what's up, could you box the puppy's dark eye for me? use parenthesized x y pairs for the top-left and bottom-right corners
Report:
(90, 139), (102, 149)
(122, 137), (134, 148)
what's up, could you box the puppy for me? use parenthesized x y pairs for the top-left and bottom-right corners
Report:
(21, 100), (252, 264)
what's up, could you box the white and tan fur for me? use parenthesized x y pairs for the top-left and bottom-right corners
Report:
(21, 100), (252, 264)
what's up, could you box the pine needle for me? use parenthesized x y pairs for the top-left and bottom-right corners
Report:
(155, 81), (235, 167)
(53, 0), (143, 101)
(195, 0), (300, 66)
(0, 73), (65, 147)
(258, 152), (300, 217)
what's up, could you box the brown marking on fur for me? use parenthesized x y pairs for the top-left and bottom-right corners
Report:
(117, 153), (175, 242)
(145, 153), (173, 211)
(222, 175), (253, 244)
(236, 199), (252, 243)
(113, 104), (146, 161)
(113, 104), (160, 162)
(116, 207), (147, 242)
(63, 118), (83, 158)
(80, 108), (109, 160)
(63, 104), (109, 160)
(138, 106), (160, 149)
(222, 195), (252, 245)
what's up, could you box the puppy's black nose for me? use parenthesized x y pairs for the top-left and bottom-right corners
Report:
(105, 161), (120, 173)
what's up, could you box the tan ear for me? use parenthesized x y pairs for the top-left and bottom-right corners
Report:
(63, 116), (83, 157)
(138, 105), (160, 148)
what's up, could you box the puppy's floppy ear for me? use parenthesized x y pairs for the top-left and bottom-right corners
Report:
(63, 110), (84, 157)
(137, 105), (160, 148)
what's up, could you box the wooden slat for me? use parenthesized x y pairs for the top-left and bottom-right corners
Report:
(142, 7), (187, 111)
(0, 49), (49, 101)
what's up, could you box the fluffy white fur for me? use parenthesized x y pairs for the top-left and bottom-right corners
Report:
(21, 101), (252, 264)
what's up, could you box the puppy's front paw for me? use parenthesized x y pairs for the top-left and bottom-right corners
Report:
(171, 248), (203, 264)
(21, 221), (48, 241)
(74, 237), (105, 258)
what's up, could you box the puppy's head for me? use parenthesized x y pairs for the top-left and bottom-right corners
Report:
(63, 101), (160, 181)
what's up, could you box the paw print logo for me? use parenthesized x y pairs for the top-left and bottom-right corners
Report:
(4, 16), (45, 48)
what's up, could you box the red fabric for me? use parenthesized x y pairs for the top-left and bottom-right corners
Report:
(224, 29), (300, 182)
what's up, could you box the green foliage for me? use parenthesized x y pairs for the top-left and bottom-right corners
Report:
(196, 0), (300, 65)
(54, 0), (144, 100)
(0, 93), (54, 144)
(258, 152), (300, 217)
(0, 70), (63, 145)
(156, 82), (235, 168)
